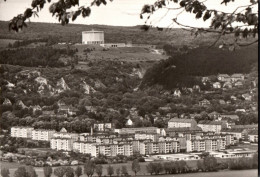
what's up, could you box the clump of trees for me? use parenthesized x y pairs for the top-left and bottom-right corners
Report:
(14, 166), (37, 177)
(142, 45), (257, 89)
(229, 154), (258, 170)
(0, 47), (76, 67)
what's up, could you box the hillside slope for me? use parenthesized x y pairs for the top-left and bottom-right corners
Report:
(141, 45), (258, 89)
(0, 21), (235, 46)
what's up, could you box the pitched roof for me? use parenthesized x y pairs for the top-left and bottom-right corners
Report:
(222, 128), (245, 133)
(221, 115), (239, 120)
(231, 74), (244, 77)
(166, 127), (202, 132)
(230, 125), (258, 129)
(168, 118), (196, 123)
(198, 120), (222, 125)
(248, 130), (258, 135)
(218, 74), (230, 77)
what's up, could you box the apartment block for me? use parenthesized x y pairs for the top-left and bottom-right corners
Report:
(51, 137), (73, 151)
(186, 138), (226, 152)
(197, 120), (222, 133)
(11, 126), (34, 138)
(32, 129), (56, 141)
(168, 118), (197, 128)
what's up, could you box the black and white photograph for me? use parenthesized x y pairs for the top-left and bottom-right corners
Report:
(0, 0), (258, 177)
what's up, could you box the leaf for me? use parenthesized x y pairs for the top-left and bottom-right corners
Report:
(203, 11), (211, 21)
(195, 11), (202, 19)
(24, 8), (33, 18)
(179, 0), (186, 7)
(82, 7), (91, 17)
(72, 10), (81, 21)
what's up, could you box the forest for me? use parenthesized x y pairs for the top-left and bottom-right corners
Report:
(142, 45), (258, 89)
(0, 47), (76, 67)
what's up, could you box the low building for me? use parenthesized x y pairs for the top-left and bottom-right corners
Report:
(11, 126), (34, 138)
(223, 82), (232, 89)
(242, 93), (252, 101)
(217, 74), (231, 82)
(135, 132), (159, 142)
(116, 127), (160, 135)
(247, 130), (258, 143)
(168, 118), (197, 128)
(166, 127), (202, 137)
(93, 123), (114, 132)
(234, 81), (243, 87)
(100, 43), (126, 48)
(199, 99), (211, 106)
(221, 128), (248, 141)
(125, 118), (134, 126)
(213, 82), (221, 89)
(32, 129), (56, 141)
(3, 98), (12, 106)
(197, 120), (222, 133)
(220, 115), (239, 120)
(230, 74), (244, 82)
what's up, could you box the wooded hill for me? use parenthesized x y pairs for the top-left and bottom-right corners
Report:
(0, 21), (238, 46)
(141, 45), (258, 89)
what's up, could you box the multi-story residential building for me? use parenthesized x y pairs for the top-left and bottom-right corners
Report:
(168, 118), (197, 128)
(116, 127), (161, 135)
(166, 127), (202, 137)
(93, 123), (114, 132)
(135, 132), (159, 142)
(32, 129), (56, 141)
(158, 141), (180, 154)
(73, 141), (97, 156)
(50, 128), (79, 151)
(186, 138), (225, 152)
(53, 128), (79, 141)
(221, 128), (248, 141)
(11, 126), (34, 138)
(139, 140), (179, 155)
(197, 120), (222, 133)
(51, 137), (73, 151)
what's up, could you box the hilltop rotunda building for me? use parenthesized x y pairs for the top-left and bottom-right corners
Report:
(82, 30), (104, 45)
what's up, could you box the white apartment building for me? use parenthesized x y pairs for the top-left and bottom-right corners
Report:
(11, 126), (34, 138)
(93, 123), (113, 131)
(135, 132), (159, 142)
(186, 138), (226, 152)
(117, 127), (161, 134)
(53, 128), (79, 141)
(168, 118), (197, 128)
(197, 121), (222, 133)
(51, 138), (73, 151)
(32, 129), (56, 141)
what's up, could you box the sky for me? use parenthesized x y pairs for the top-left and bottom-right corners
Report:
(0, 0), (257, 27)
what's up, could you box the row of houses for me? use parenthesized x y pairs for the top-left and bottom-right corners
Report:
(217, 74), (245, 82)
(10, 124), (242, 157)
